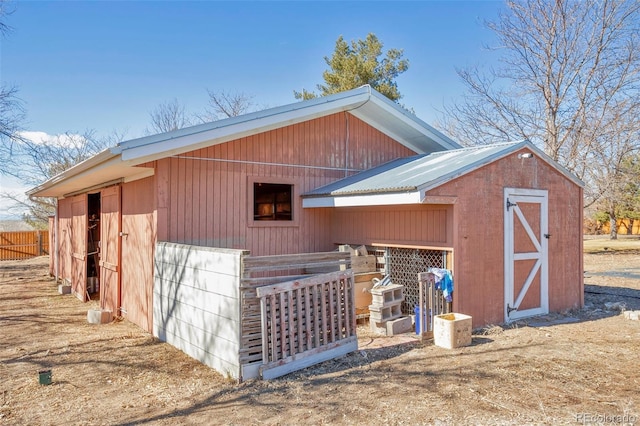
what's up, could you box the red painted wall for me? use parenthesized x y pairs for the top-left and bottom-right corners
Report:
(426, 149), (583, 326)
(155, 112), (416, 255)
(330, 205), (453, 248)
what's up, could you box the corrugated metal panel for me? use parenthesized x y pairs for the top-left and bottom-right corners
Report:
(304, 141), (584, 199)
(304, 142), (526, 197)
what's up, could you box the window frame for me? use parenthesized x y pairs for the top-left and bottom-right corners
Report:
(247, 176), (299, 228)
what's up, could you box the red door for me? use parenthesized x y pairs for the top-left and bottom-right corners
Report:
(121, 178), (155, 332)
(100, 186), (121, 313)
(70, 194), (87, 301)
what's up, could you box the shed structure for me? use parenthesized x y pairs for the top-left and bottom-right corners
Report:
(29, 86), (583, 379)
(303, 141), (584, 325)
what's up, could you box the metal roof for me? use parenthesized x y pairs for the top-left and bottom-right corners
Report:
(29, 85), (460, 198)
(303, 141), (584, 204)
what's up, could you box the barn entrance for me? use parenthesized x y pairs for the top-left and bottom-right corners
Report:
(86, 193), (100, 300)
(504, 188), (549, 322)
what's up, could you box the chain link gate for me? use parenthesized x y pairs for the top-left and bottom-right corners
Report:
(382, 247), (447, 314)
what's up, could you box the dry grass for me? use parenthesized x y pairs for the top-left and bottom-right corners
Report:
(583, 235), (640, 254)
(1, 253), (639, 425)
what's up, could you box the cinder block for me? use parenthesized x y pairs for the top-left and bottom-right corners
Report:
(58, 284), (71, 295)
(371, 284), (404, 305)
(623, 310), (640, 321)
(370, 320), (387, 335)
(386, 316), (412, 336)
(369, 302), (402, 322)
(87, 309), (112, 324)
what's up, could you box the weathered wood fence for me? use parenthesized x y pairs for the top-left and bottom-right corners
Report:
(0, 230), (50, 261)
(256, 270), (357, 379)
(239, 251), (352, 380)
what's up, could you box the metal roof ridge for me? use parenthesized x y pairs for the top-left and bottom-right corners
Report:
(114, 86), (374, 154)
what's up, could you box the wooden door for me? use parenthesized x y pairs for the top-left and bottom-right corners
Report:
(504, 188), (549, 322)
(100, 186), (121, 313)
(120, 178), (155, 332)
(71, 194), (88, 301)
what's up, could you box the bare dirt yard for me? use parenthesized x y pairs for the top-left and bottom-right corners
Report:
(1, 241), (639, 425)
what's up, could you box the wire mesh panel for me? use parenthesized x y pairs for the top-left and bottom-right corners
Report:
(385, 248), (446, 314)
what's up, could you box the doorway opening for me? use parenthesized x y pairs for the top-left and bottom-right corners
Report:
(87, 193), (101, 300)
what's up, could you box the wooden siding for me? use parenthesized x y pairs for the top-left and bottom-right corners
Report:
(121, 177), (156, 332)
(0, 230), (49, 261)
(153, 242), (247, 380)
(70, 194), (87, 301)
(330, 205), (453, 248)
(426, 149), (583, 326)
(155, 112), (416, 256)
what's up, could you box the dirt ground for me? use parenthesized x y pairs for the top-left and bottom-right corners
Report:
(1, 249), (639, 425)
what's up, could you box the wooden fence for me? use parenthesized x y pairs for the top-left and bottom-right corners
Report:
(0, 230), (50, 261)
(256, 270), (357, 379)
(239, 251), (352, 380)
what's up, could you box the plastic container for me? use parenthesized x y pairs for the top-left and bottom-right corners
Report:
(414, 305), (430, 334)
(38, 369), (52, 385)
(434, 313), (472, 349)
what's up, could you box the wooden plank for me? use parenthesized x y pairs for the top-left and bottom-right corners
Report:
(296, 287), (304, 353)
(99, 260), (118, 272)
(304, 286), (312, 351)
(243, 251), (350, 268)
(256, 271), (351, 297)
(240, 274), (312, 287)
(260, 336), (358, 380)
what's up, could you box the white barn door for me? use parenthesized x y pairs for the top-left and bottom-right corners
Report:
(504, 188), (549, 322)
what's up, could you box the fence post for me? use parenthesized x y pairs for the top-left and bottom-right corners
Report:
(37, 231), (43, 256)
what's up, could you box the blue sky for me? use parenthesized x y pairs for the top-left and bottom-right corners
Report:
(0, 0), (504, 217)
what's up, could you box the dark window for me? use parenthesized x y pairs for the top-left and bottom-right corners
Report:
(253, 183), (292, 221)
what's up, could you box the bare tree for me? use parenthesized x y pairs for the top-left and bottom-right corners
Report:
(440, 0), (640, 238)
(200, 90), (256, 121)
(146, 98), (191, 134)
(1, 130), (117, 226)
(0, 1), (26, 172)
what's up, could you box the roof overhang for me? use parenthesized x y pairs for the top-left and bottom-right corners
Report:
(113, 85), (460, 164)
(27, 148), (154, 198)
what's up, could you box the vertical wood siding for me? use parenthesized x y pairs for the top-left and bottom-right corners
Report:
(427, 150), (583, 326)
(330, 205), (453, 247)
(155, 113), (415, 256)
(121, 177), (156, 332)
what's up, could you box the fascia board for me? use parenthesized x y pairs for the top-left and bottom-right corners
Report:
(302, 191), (423, 208)
(524, 142), (585, 188)
(26, 148), (119, 197)
(366, 90), (461, 151)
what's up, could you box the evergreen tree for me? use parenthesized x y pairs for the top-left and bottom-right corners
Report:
(295, 33), (409, 102)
